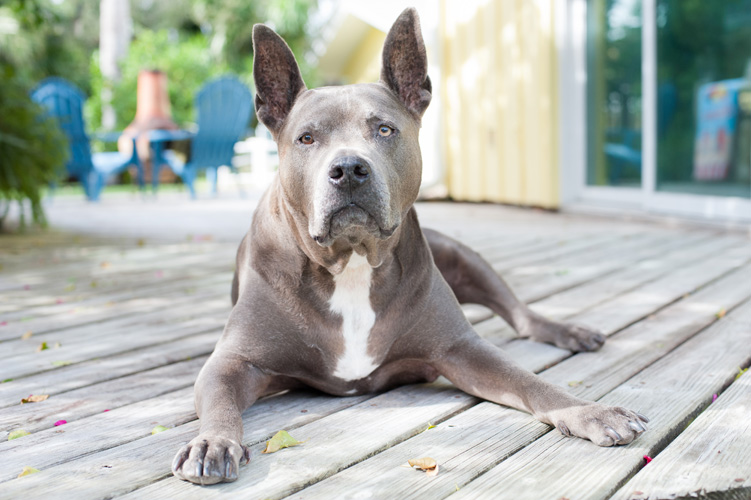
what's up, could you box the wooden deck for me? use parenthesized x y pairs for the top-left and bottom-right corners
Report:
(1, 203), (750, 500)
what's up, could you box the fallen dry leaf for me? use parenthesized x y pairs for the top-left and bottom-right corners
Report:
(408, 457), (437, 470)
(21, 394), (49, 404)
(151, 425), (169, 435)
(405, 457), (439, 476)
(716, 308), (727, 319)
(17, 466), (40, 478)
(51, 361), (72, 367)
(21, 331), (33, 340)
(262, 430), (303, 454)
(9, 429), (30, 440)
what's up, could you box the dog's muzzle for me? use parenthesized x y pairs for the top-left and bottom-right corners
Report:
(310, 155), (398, 246)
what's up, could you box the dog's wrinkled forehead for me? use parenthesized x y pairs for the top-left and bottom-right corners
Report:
(280, 83), (414, 139)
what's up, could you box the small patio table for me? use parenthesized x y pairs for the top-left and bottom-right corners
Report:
(148, 129), (195, 191)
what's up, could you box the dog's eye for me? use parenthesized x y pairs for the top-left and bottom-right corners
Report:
(299, 133), (314, 145)
(378, 125), (393, 137)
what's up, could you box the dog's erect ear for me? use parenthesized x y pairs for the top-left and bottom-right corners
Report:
(380, 8), (432, 119)
(252, 24), (307, 135)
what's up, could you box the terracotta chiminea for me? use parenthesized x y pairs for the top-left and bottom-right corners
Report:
(119, 70), (179, 183)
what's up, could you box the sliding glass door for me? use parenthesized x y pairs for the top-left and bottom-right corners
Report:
(578, 0), (751, 218)
(656, 0), (751, 199)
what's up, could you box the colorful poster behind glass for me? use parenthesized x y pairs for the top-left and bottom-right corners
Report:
(693, 78), (746, 181)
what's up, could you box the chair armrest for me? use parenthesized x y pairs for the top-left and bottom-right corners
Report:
(149, 129), (195, 143)
(91, 131), (125, 143)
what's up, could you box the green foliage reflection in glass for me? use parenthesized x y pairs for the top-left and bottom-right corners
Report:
(656, 0), (751, 198)
(586, 0), (643, 188)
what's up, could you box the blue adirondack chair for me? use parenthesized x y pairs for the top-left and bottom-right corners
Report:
(31, 78), (142, 201)
(154, 76), (253, 198)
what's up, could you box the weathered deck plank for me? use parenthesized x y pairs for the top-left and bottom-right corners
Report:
(0, 356), (208, 434)
(0, 243), (234, 298)
(79, 257), (751, 499)
(0, 330), (221, 408)
(0, 300), (227, 380)
(0, 388), (374, 485)
(120, 384), (478, 500)
(0, 390), (376, 498)
(0, 262), (230, 319)
(1, 204), (748, 500)
(0, 273), (231, 341)
(464, 231), (688, 327)
(474, 232), (733, 345)
(449, 298), (751, 500)
(612, 372), (751, 500)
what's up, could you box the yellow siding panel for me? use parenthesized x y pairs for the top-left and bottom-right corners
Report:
(341, 28), (387, 84)
(441, 0), (560, 208)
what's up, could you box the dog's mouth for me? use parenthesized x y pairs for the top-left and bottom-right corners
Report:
(312, 203), (398, 247)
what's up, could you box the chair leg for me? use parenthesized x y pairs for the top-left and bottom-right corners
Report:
(207, 167), (218, 196)
(79, 174), (93, 200)
(134, 162), (145, 189)
(86, 172), (105, 201)
(183, 170), (197, 199)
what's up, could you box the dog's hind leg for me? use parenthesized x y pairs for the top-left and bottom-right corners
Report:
(423, 228), (605, 352)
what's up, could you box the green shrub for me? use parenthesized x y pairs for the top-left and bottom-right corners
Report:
(0, 64), (68, 229)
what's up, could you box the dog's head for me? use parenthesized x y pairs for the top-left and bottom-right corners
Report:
(252, 8), (431, 260)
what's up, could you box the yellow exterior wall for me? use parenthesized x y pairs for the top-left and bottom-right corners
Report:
(340, 27), (387, 84)
(441, 0), (560, 208)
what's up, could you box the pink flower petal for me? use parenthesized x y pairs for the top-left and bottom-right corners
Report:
(0, 321), (7, 327)
(643, 455), (653, 464)
(103, 409), (110, 412)
(155, 271), (164, 278)
(54, 420), (67, 426)
(712, 393), (718, 403)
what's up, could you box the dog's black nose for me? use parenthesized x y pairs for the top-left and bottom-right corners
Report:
(328, 156), (370, 189)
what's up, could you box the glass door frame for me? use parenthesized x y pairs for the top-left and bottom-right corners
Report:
(559, 0), (751, 223)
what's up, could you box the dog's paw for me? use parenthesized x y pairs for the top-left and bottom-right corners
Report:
(552, 403), (648, 446)
(529, 318), (606, 352)
(172, 434), (250, 485)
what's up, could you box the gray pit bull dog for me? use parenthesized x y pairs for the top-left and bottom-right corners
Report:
(172, 8), (648, 485)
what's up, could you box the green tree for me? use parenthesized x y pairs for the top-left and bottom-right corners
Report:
(88, 30), (231, 131)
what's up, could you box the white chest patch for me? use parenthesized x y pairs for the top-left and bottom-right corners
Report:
(329, 253), (379, 381)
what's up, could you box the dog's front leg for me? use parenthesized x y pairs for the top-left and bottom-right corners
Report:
(434, 334), (648, 446)
(172, 352), (270, 484)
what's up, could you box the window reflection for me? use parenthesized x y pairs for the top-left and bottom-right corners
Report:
(587, 0), (643, 187)
(656, 0), (751, 198)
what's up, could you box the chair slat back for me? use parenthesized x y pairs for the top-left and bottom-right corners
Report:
(31, 78), (94, 178)
(191, 76), (253, 168)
